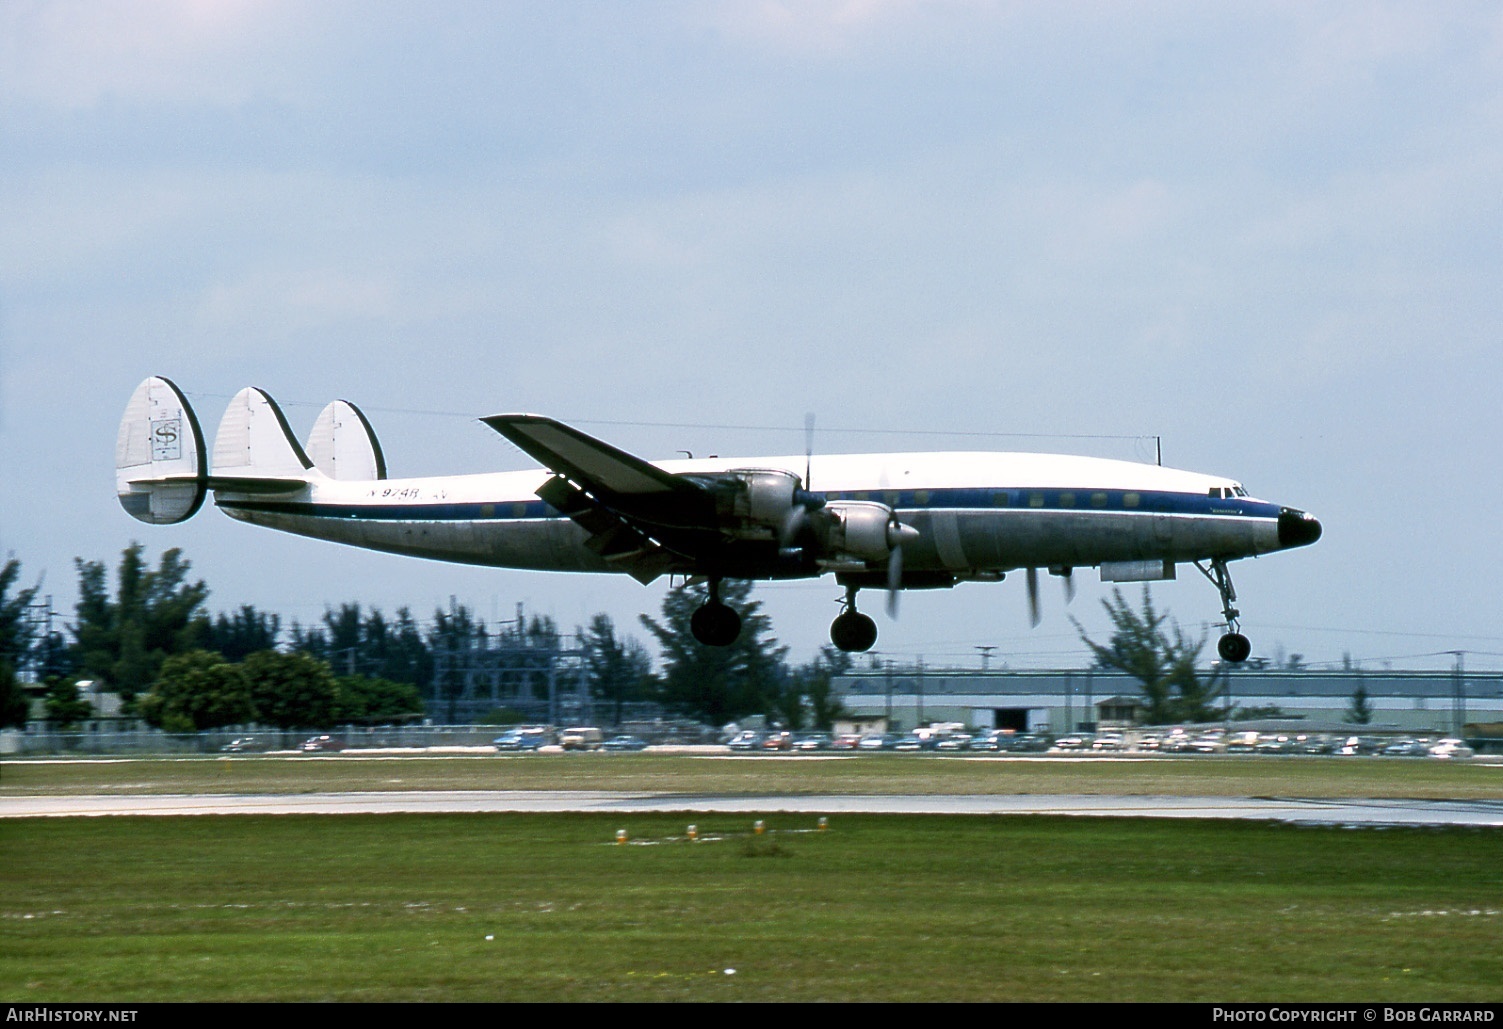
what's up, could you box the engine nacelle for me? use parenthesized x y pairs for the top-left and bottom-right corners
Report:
(819, 500), (905, 562)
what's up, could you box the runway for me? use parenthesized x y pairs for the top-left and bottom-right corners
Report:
(6, 791), (1503, 827)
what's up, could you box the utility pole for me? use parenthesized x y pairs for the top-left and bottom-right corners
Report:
(1446, 651), (1466, 736)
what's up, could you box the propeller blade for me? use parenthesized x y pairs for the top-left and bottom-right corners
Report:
(1026, 567), (1041, 627)
(804, 412), (815, 491)
(886, 544), (903, 618)
(779, 505), (807, 548)
(1062, 568), (1076, 605)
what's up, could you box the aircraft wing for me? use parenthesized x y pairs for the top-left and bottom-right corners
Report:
(483, 414), (720, 581)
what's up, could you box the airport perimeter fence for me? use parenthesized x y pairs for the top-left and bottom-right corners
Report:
(0, 719), (726, 757)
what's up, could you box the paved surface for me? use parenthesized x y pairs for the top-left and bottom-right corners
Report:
(6, 791), (1503, 826)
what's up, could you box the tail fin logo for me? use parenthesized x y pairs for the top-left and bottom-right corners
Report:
(151, 419), (182, 461)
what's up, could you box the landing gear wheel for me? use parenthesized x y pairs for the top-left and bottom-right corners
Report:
(1217, 632), (1251, 664)
(830, 611), (878, 653)
(691, 601), (741, 647)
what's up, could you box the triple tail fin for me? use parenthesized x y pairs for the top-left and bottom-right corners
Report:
(306, 400), (387, 481)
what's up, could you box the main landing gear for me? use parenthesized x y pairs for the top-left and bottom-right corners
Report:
(689, 579), (879, 653)
(689, 578), (742, 648)
(1195, 557), (1252, 663)
(830, 585), (878, 653)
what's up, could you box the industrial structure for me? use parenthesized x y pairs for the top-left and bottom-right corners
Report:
(831, 665), (1503, 736)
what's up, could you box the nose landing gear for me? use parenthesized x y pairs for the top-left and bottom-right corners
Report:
(1196, 557), (1251, 663)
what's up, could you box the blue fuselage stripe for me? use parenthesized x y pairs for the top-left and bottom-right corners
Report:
(218, 488), (1281, 523)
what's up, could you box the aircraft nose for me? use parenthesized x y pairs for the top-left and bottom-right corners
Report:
(1278, 507), (1322, 549)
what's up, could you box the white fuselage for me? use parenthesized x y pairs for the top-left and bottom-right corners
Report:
(214, 450), (1294, 581)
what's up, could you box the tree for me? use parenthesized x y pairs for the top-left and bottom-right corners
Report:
(72, 544), (210, 705)
(1345, 681), (1373, 725)
(138, 651), (253, 733)
(640, 581), (787, 725)
(580, 613), (654, 725)
(242, 650), (341, 729)
(0, 558), (38, 672)
(206, 605), (282, 662)
(1074, 587), (1223, 724)
(335, 674), (423, 724)
(0, 558), (39, 727)
(790, 645), (852, 731)
(42, 676), (94, 729)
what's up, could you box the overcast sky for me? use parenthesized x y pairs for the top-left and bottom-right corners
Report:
(3, 1), (1500, 674)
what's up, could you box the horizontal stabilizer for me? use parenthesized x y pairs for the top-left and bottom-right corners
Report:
(307, 400), (387, 481)
(212, 387), (316, 489)
(116, 376), (208, 524)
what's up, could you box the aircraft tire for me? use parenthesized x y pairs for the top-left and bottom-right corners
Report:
(691, 601), (741, 647)
(831, 611), (878, 653)
(1217, 632), (1251, 663)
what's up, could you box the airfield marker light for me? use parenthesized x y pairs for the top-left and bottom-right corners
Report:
(818, 816), (828, 832)
(616, 829), (627, 845)
(754, 820), (765, 835)
(687, 824), (698, 841)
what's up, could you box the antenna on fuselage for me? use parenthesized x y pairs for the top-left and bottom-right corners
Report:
(1156, 436), (1162, 466)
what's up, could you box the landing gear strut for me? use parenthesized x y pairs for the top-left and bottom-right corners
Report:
(830, 585), (878, 653)
(1195, 557), (1251, 663)
(690, 577), (742, 647)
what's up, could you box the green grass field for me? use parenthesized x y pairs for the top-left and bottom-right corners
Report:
(4, 755), (1502, 1002)
(5, 750), (1503, 799)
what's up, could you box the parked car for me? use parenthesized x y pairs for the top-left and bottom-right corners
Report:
(559, 726), (604, 751)
(829, 733), (864, 751)
(220, 736), (268, 753)
(1091, 732), (1125, 752)
(935, 733), (973, 751)
(858, 733), (899, 751)
(300, 735), (345, 753)
(1011, 734), (1053, 752)
(792, 733), (832, 751)
(1053, 733), (1093, 751)
(761, 731), (795, 752)
(968, 731), (1005, 752)
(601, 735), (649, 752)
(727, 730), (765, 751)
(1428, 738), (1474, 760)
(493, 729), (549, 751)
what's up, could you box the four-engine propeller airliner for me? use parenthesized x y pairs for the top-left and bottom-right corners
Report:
(116, 376), (1321, 659)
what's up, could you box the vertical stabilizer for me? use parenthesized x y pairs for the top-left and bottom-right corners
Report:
(213, 387), (315, 479)
(306, 400), (387, 481)
(115, 376), (207, 524)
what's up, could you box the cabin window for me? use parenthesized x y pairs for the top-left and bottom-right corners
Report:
(513, 502), (529, 518)
(1208, 487), (1221, 498)
(1028, 492), (1045, 508)
(914, 490), (930, 506)
(884, 491), (899, 506)
(992, 491), (1009, 507)
(1059, 492), (1076, 508)
(1090, 492), (1108, 508)
(1124, 492), (1141, 508)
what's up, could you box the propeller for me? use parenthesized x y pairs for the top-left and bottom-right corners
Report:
(1062, 567), (1076, 605)
(1026, 567), (1041, 627)
(780, 412), (820, 548)
(886, 517), (919, 618)
(886, 545), (903, 618)
(803, 412), (815, 491)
